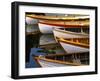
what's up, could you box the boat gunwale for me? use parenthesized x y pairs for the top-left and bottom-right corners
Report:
(58, 38), (89, 48)
(43, 52), (89, 57)
(38, 21), (89, 27)
(26, 15), (90, 21)
(53, 27), (89, 36)
(34, 56), (86, 66)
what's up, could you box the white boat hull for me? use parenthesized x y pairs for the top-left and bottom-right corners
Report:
(38, 23), (62, 34)
(53, 28), (89, 39)
(60, 42), (89, 53)
(37, 59), (68, 67)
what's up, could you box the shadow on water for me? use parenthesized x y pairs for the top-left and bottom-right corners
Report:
(25, 34), (41, 63)
(25, 33), (67, 68)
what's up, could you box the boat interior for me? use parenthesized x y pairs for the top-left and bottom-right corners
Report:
(55, 27), (89, 34)
(57, 37), (89, 48)
(39, 19), (90, 27)
(34, 52), (89, 66)
(26, 14), (89, 20)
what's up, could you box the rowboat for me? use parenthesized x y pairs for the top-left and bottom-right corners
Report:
(38, 19), (89, 34)
(27, 14), (89, 21)
(39, 19), (89, 27)
(34, 56), (80, 67)
(34, 52), (89, 67)
(26, 47), (89, 68)
(26, 14), (89, 34)
(57, 38), (89, 53)
(53, 27), (89, 40)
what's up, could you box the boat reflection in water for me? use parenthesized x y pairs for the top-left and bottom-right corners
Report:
(25, 34), (40, 63)
(26, 34), (66, 68)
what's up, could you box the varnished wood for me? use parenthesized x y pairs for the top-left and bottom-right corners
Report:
(58, 38), (89, 48)
(35, 56), (87, 66)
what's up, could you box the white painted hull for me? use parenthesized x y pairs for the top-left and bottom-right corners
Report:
(26, 17), (38, 24)
(53, 28), (89, 39)
(60, 42), (89, 53)
(38, 23), (62, 34)
(37, 59), (68, 67)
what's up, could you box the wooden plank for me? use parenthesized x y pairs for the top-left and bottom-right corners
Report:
(35, 57), (86, 66)
(58, 38), (89, 48)
(44, 52), (89, 57)
(26, 15), (89, 21)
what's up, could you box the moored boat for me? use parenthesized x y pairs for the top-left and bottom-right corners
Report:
(38, 19), (89, 34)
(34, 56), (83, 67)
(27, 14), (89, 21)
(53, 27), (89, 40)
(26, 47), (89, 68)
(26, 14), (89, 34)
(35, 57), (69, 67)
(39, 19), (89, 27)
(57, 38), (89, 53)
(34, 52), (89, 67)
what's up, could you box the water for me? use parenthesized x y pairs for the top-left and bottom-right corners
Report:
(26, 24), (39, 33)
(25, 33), (66, 68)
(25, 33), (40, 63)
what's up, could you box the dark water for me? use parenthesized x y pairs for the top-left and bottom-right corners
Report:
(25, 33), (41, 68)
(25, 34), (41, 63)
(25, 33), (67, 68)
(25, 34), (55, 68)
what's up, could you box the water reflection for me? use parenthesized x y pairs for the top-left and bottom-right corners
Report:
(25, 34), (41, 62)
(25, 34), (66, 68)
(39, 34), (56, 45)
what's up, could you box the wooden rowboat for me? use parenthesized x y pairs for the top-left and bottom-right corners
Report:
(39, 19), (89, 27)
(53, 27), (89, 40)
(58, 38), (89, 53)
(27, 14), (89, 21)
(35, 56), (85, 67)
(34, 52), (89, 67)
(38, 19), (89, 34)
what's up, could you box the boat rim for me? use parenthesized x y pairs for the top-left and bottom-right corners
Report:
(58, 38), (89, 48)
(53, 27), (89, 36)
(27, 14), (90, 21)
(34, 56), (86, 66)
